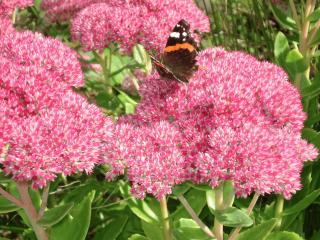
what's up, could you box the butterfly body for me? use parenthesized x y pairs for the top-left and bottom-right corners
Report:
(151, 19), (198, 83)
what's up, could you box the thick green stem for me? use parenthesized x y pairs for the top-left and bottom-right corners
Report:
(17, 182), (48, 240)
(38, 184), (50, 220)
(214, 183), (224, 240)
(274, 195), (284, 229)
(159, 197), (172, 240)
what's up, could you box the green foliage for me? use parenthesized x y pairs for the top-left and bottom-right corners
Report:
(0, 197), (20, 214)
(37, 203), (74, 227)
(50, 191), (95, 240)
(266, 231), (304, 240)
(237, 218), (278, 240)
(173, 218), (213, 240)
(213, 207), (253, 228)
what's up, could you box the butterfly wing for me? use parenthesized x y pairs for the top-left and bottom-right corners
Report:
(162, 19), (198, 82)
(150, 55), (187, 83)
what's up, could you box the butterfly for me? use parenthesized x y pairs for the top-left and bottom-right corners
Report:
(150, 19), (198, 83)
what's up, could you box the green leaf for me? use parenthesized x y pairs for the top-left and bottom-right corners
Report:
(128, 234), (149, 240)
(269, 4), (297, 31)
(188, 183), (212, 191)
(308, 8), (320, 22)
(62, 179), (100, 204)
(237, 218), (278, 240)
(96, 92), (115, 109)
(133, 44), (152, 74)
(0, 196), (20, 213)
(173, 218), (214, 240)
(97, 49), (133, 86)
(274, 32), (290, 67)
(119, 181), (159, 224)
(263, 201), (275, 220)
(38, 203), (74, 227)
(141, 220), (163, 240)
(124, 102), (136, 114)
(50, 191), (95, 240)
(283, 188), (320, 216)
(213, 207), (253, 227)
(301, 81), (320, 99)
(0, 169), (13, 183)
(285, 49), (308, 75)
(266, 231), (303, 240)
(117, 90), (137, 105)
(301, 128), (320, 149)
(281, 212), (300, 231)
(93, 215), (128, 240)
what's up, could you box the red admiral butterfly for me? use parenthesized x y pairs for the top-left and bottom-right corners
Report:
(150, 19), (198, 83)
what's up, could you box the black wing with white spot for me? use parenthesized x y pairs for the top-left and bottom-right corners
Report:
(165, 19), (196, 47)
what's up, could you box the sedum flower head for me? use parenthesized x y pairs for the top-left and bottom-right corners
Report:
(1, 0), (33, 14)
(41, 0), (104, 22)
(0, 16), (14, 36)
(116, 48), (317, 199)
(0, 31), (84, 88)
(70, 0), (209, 53)
(106, 122), (185, 200)
(0, 31), (113, 188)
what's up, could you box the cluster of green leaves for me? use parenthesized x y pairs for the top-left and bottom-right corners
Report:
(271, 1), (320, 239)
(0, 175), (299, 240)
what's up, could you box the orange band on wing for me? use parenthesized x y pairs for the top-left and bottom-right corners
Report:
(164, 43), (195, 53)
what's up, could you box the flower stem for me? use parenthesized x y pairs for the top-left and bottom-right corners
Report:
(159, 197), (172, 240)
(274, 195), (284, 229)
(178, 195), (215, 238)
(228, 193), (260, 240)
(214, 183), (224, 240)
(0, 187), (23, 208)
(38, 183), (50, 220)
(17, 182), (48, 240)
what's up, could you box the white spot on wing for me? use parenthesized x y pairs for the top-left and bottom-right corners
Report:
(170, 32), (180, 38)
(176, 24), (181, 27)
(182, 38), (186, 41)
(182, 32), (187, 37)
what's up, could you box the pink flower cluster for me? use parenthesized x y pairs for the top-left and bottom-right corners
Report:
(0, 15), (14, 36)
(0, 31), (113, 188)
(107, 122), (185, 199)
(41, 0), (103, 22)
(0, 0), (33, 36)
(70, 0), (209, 53)
(1, 0), (33, 13)
(108, 48), (317, 199)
